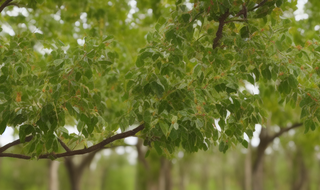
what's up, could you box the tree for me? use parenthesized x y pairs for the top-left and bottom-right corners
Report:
(0, 0), (319, 162)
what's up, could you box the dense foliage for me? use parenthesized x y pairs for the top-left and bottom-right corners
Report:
(0, 0), (319, 159)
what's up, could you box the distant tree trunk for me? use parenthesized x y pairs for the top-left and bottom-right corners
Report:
(178, 162), (185, 190)
(49, 160), (60, 190)
(64, 152), (97, 190)
(244, 143), (252, 190)
(292, 149), (309, 190)
(252, 127), (269, 190)
(135, 139), (172, 190)
(252, 122), (302, 190)
(200, 160), (209, 190)
(159, 157), (172, 190)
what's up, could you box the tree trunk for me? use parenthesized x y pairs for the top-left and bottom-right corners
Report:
(135, 139), (172, 190)
(159, 157), (172, 190)
(244, 142), (252, 190)
(292, 150), (308, 190)
(64, 152), (97, 190)
(252, 127), (269, 190)
(48, 160), (60, 190)
(178, 161), (185, 190)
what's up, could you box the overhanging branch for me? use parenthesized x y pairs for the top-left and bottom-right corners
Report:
(268, 123), (303, 143)
(0, 0), (13, 13)
(0, 124), (144, 159)
(0, 135), (33, 153)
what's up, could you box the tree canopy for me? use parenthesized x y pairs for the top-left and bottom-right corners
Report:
(0, 0), (319, 160)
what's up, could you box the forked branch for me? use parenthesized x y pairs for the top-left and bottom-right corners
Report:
(0, 124), (145, 159)
(212, 0), (269, 49)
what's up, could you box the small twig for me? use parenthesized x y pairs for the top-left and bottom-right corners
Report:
(225, 19), (247, 24)
(189, 11), (204, 24)
(250, 0), (268, 11)
(57, 138), (72, 152)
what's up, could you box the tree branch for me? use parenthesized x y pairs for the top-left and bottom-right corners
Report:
(268, 123), (303, 143)
(0, 0), (13, 13)
(250, 0), (268, 11)
(0, 124), (144, 159)
(0, 135), (33, 153)
(225, 19), (247, 24)
(58, 138), (72, 152)
(212, 9), (230, 49)
(211, 0), (269, 50)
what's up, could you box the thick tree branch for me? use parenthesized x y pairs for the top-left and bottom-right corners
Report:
(0, 135), (33, 153)
(0, 0), (13, 13)
(212, 0), (269, 49)
(212, 9), (230, 49)
(0, 124), (144, 159)
(253, 123), (303, 172)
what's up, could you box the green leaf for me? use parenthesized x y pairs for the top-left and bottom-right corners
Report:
(242, 140), (248, 148)
(182, 14), (190, 23)
(219, 141), (225, 152)
(288, 75), (298, 88)
(99, 61), (113, 65)
(87, 50), (95, 58)
(151, 81), (164, 98)
(159, 121), (169, 137)
(225, 129), (233, 137)
(276, 0), (283, 7)
(300, 106), (309, 119)
(300, 96), (313, 107)
(143, 111), (151, 123)
(240, 26), (249, 38)
(119, 117), (128, 131)
(57, 40), (65, 46)
(103, 35), (114, 41)
(136, 57), (144, 67)
(154, 141), (163, 155)
(16, 66), (22, 75)
(19, 124), (33, 143)
(261, 67), (271, 80)
(218, 119), (225, 130)
(84, 68), (93, 79)
(77, 121), (85, 132)
(305, 120), (316, 131)
(213, 129), (219, 141)
(75, 72), (82, 81)
(35, 33), (43, 40)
